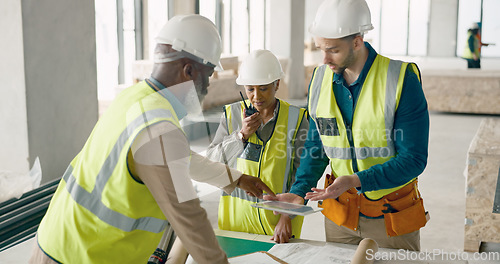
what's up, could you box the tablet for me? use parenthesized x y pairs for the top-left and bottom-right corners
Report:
(251, 201), (323, 216)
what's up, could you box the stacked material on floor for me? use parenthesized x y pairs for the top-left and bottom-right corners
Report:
(0, 178), (60, 252)
(421, 70), (500, 115)
(464, 118), (500, 252)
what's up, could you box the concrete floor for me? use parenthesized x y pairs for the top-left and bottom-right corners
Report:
(418, 112), (482, 252)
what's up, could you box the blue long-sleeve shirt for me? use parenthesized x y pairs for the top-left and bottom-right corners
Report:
(290, 42), (429, 198)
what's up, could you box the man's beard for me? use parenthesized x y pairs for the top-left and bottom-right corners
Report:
(334, 47), (355, 75)
(183, 80), (203, 116)
(165, 80), (203, 116)
(193, 76), (207, 103)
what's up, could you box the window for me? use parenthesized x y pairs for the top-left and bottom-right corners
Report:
(228, 0), (249, 55)
(366, 0), (429, 56)
(146, 1), (169, 60)
(205, 0), (268, 55)
(249, 0), (266, 51)
(457, 0), (500, 58)
(121, 0), (137, 84)
(95, 1), (119, 100)
(408, 0), (429, 56)
(95, 0), (169, 100)
(456, 0), (482, 57)
(365, 0), (381, 51)
(199, 0), (217, 24)
(481, 0), (500, 57)
(380, 0), (409, 55)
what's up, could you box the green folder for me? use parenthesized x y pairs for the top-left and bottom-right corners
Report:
(216, 236), (274, 258)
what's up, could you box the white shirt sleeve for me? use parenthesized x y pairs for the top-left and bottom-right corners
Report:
(131, 121), (242, 197)
(205, 113), (245, 168)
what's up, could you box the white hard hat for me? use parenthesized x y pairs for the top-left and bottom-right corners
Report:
(236, 50), (284, 86)
(156, 14), (223, 71)
(470, 22), (479, 30)
(309, 0), (374, 39)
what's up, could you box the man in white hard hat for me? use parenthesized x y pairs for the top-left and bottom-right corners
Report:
(462, 22), (490, 69)
(206, 49), (309, 243)
(266, 0), (429, 251)
(30, 15), (274, 264)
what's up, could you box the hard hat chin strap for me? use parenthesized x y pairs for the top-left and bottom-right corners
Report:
(154, 50), (215, 69)
(154, 51), (186, 63)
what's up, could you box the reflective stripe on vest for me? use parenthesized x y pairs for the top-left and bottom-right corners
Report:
(309, 56), (420, 199)
(62, 108), (173, 233)
(282, 105), (300, 193)
(37, 81), (182, 263)
(223, 99), (303, 199)
(309, 60), (403, 160)
(219, 99), (305, 236)
(228, 103), (242, 133)
(222, 187), (259, 203)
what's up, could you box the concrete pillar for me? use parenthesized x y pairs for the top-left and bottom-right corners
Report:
(172, 0), (196, 16)
(427, 0), (459, 57)
(0, 0), (29, 178)
(0, 0), (98, 184)
(268, 0), (306, 99)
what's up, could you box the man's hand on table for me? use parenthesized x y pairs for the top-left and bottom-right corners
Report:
(272, 214), (293, 244)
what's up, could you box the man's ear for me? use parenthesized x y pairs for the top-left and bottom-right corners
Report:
(275, 80), (280, 91)
(353, 35), (364, 50)
(182, 63), (194, 79)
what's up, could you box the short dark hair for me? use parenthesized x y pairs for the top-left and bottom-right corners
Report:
(341, 33), (363, 42)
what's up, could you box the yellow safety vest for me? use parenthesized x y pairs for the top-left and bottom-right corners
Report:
(462, 31), (480, 59)
(37, 80), (180, 263)
(218, 99), (307, 236)
(308, 55), (421, 200)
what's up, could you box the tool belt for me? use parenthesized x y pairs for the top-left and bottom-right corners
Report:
(318, 174), (429, 237)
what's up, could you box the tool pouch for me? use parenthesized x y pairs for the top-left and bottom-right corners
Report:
(319, 175), (428, 235)
(320, 196), (360, 231)
(320, 198), (348, 226)
(319, 174), (360, 230)
(383, 196), (427, 237)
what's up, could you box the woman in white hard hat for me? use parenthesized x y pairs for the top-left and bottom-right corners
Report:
(206, 49), (309, 243)
(266, 0), (430, 251)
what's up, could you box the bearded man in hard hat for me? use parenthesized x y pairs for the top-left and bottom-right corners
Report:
(30, 15), (275, 264)
(266, 0), (429, 251)
(206, 49), (309, 243)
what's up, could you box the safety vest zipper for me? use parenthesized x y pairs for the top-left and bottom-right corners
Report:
(345, 122), (359, 173)
(257, 141), (268, 235)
